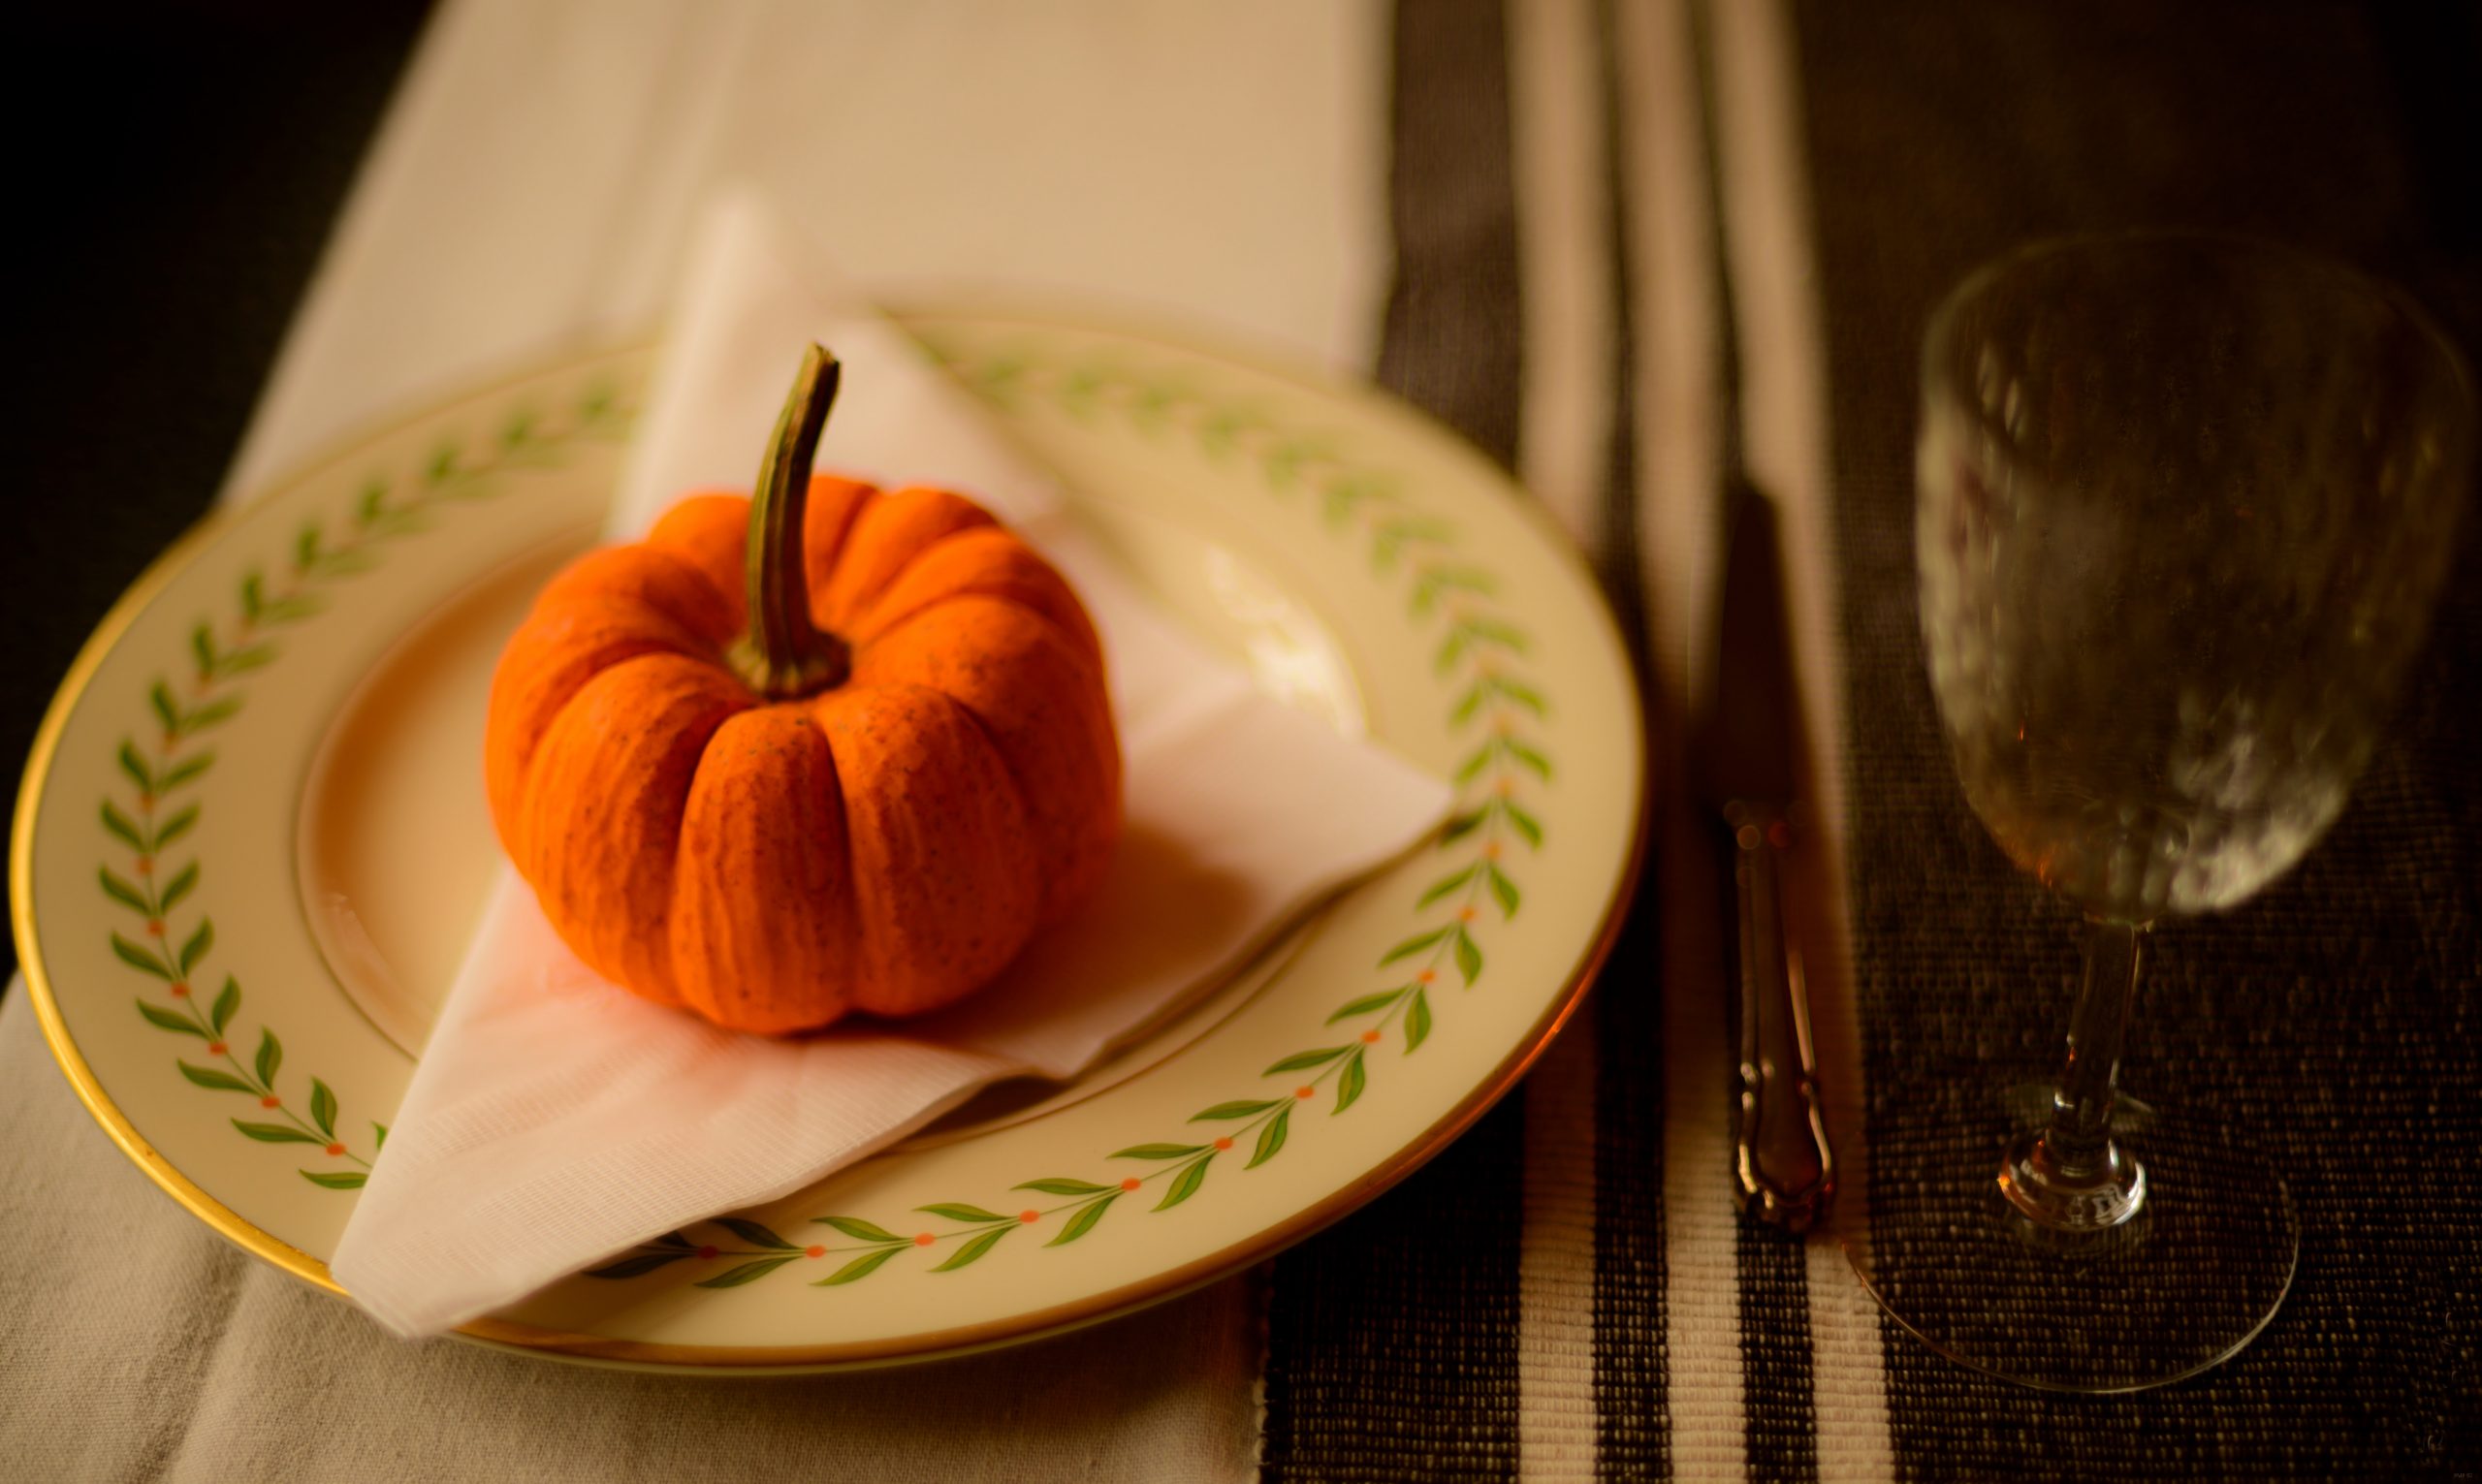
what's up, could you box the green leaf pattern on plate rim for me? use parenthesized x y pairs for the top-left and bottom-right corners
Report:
(103, 387), (631, 1193)
(95, 338), (1553, 1291)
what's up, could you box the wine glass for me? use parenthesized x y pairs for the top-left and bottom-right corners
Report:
(1844, 233), (2474, 1392)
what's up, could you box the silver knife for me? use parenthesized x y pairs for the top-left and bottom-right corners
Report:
(1689, 0), (1831, 1231)
(1702, 482), (1834, 1231)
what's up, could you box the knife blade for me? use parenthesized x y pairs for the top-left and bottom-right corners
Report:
(1701, 481), (1834, 1231)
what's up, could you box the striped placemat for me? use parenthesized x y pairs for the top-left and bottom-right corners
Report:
(1257, 1), (2482, 1479)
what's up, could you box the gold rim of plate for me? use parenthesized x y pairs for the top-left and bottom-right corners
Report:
(14, 305), (1647, 1371)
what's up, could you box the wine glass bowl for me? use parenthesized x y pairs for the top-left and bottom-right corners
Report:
(1919, 237), (2470, 927)
(1847, 233), (2474, 1392)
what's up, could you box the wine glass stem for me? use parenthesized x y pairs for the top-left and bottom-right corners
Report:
(2051, 919), (2143, 1172)
(2000, 918), (2148, 1230)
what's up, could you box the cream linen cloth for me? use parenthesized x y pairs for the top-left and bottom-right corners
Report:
(0, 1002), (1267, 1481)
(2, 3), (1390, 1479)
(332, 197), (1448, 1337)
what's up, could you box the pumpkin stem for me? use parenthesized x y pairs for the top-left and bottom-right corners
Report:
(728, 344), (851, 699)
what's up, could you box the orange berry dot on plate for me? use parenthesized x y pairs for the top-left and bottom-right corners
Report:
(1294, 1086), (1315, 1100)
(324, 1143), (344, 1157)
(145, 920), (165, 936)
(169, 983), (189, 997)
(1019, 1210), (1039, 1224)
(1213, 1137), (1234, 1152)
(806, 1246), (825, 1259)
(1361, 1028), (1382, 1043)
(913, 1232), (936, 1247)
(1120, 1178), (1142, 1192)
(697, 1246), (718, 1260)
(136, 857), (151, 876)
(1458, 906), (1477, 922)
(1417, 970), (1436, 985)
(259, 1096), (279, 1109)
(206, 1041), (225, 1056)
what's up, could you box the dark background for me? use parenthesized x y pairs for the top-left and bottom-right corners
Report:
(3, 2), (433, 991)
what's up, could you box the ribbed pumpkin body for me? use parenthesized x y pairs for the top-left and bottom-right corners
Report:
(485, 478), (1120, 1034)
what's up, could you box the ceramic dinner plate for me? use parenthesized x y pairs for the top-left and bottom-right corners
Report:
(16, 308), (1642, 1372)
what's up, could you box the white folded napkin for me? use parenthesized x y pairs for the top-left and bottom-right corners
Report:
(331, 193), (1451, 1338)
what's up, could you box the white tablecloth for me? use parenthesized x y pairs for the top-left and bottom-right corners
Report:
(0, 998), (1262, 1481)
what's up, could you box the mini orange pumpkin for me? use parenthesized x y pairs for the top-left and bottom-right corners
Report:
(485, 346), (1120, 1034)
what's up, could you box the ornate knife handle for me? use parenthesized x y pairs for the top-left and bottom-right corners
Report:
(1724, 801), (1833, 1231)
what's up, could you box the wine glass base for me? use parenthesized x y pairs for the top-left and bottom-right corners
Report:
(1839, 1085), (2299, 1394)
